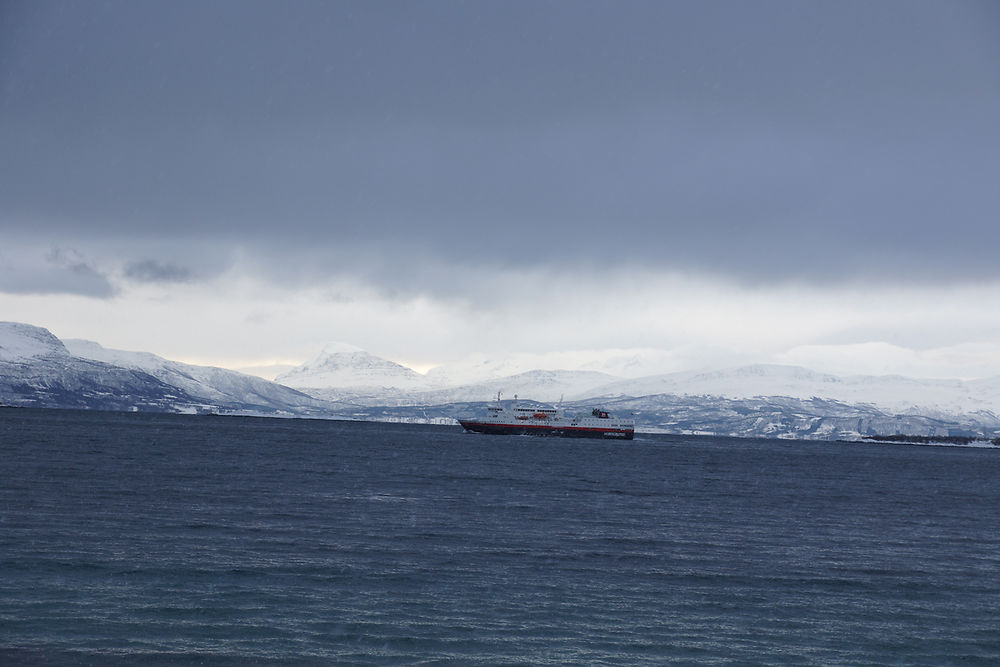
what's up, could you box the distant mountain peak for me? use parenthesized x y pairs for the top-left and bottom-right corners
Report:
(276, 343), (430, 390)
(295, 345), (405, 374)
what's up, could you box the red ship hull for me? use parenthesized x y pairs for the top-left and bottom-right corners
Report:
(459, 420), (634, 440)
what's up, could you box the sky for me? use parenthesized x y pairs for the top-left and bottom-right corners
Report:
(2, 0), (1000, 379)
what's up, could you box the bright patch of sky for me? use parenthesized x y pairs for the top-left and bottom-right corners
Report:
(2, 255), (1000, 380)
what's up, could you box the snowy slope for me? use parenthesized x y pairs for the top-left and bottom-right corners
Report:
(411, 369), (621, 405)
(0, 323), (342, 415)
(276, 342), (434, 391)
(0, 321), (70, 361)
(279, 343), (1000, 418)
(567, 393), (1000, 440)
(582, 364), (1000, 416)
(65, 339), (330, 413)
(0, 323), (202, 411)
(424, 348), (669, 386)
(301, 369), (622, 407)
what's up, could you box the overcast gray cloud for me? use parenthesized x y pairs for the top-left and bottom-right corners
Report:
(123, 259), (192, 285)
(0, 246), (116, 297)
(4, 0), (1000, 380)
(3, 0), (999, 291)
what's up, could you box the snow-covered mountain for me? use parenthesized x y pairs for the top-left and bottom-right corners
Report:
(65, 339), (331, 414)
(582, 364), (1000, 416)
(0, 321), (70, 361)
(276, 345), (1000, 418)
(0, 322), (341, 415)
(563, 393), (1000, 441)
(0, 321), (201, 412)
(5, 320), (1000, 439)
(234, 363), (298, 381)
(423, 348), (679, 386)
(273, 344), (625, 405)
(267, 340), (1000, 419)
(306, 369), (621, 407)
(409, 369), (620, 405)
(276, 342), (435, 391)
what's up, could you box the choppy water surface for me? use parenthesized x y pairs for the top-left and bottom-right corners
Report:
(2, 408), (999, 664)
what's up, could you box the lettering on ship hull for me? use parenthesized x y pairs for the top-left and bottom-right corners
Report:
(459, 422), (634, 440)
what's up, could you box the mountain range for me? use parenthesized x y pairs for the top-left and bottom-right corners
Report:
(0, 322), (338, 416)
(3, 321), (999, 441)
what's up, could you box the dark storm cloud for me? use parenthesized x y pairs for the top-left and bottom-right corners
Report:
(45, 248), (116, 297)
(123, 259), (192, 284)
(2, 0), (999, 286)
(0, 247), (116, 297)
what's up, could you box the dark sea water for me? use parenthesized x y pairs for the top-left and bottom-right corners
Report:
(2, 409), (999, 665)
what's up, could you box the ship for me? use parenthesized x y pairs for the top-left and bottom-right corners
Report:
(459, 394), (634, 440)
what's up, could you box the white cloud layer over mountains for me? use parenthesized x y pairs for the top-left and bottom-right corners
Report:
(2, 261), (1000, 381)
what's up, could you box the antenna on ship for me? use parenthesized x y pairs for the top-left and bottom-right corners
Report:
(496, 390), (502, 403)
